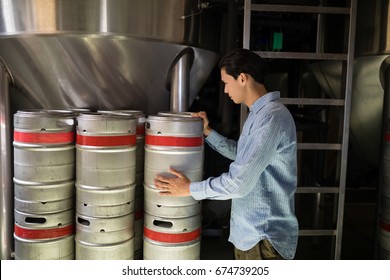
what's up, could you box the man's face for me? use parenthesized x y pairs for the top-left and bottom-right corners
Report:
(220, 68), (245, 104)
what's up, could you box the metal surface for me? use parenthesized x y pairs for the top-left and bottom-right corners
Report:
(143, 213), (201, 260)
(76, 112), (137, 188)
(0, 59), (13, 260)
(75, 184), (136, 217)
(355, 0), (390, 56)
(334, 0), (357, 260)
(0, 0), (220, 115)
(75, 237), (134, 260)
(144, 115), (203, 217)
(310, 55), (390, 167)
(14, 234), (75, 260)
(169, 49), (194, 112)
(75, 213), (134, 245)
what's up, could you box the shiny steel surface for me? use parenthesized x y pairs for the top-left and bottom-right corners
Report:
(14, 179), (74, 202)
(14, 208), (74, 230)
(14, 234), (75, 260)
(143, 213), (201, 260)
(310, 55), (390, 168)
(0, 62), (13, 259)
(0, 0), (220, 115)
(14, 145), (75, 182)
(76, 113), (137, 187)
(76, 213), (134, 245)
(75, 184), (135, 217)
(75, 237), (134, 260)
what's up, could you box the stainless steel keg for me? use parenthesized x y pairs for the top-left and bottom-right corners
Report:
(144, 114), (203, 217)
(143, 213), (201, 260)
(76, 112), (137, 187)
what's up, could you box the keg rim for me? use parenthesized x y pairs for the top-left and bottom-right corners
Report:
(147, 114), (201, 122)
(78, 111), (136, 120)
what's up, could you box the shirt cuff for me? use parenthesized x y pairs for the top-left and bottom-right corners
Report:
(205, 129), (220, 145)
(189, 181), (206, 201)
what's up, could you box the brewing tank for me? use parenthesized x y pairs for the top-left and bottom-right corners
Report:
(0, 0), (221, 114)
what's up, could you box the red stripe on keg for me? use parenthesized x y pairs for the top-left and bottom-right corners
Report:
(145, 135), (203, 147)
(14, 224), (74, 239)
(385, 133), (390, 142)
(14, 131), (74, 144)
(380, 220), (390, 232)
(144, 227), (201, 243)
(76, 134), (136, 146)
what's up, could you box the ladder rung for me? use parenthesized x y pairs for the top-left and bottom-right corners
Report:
(255, 51), (348, 60)
(299, 229), (336, 236)
(251, 4), (350, 15)
(297, 143), (342, 150)
(280, 98), (344, 106)
(296, 187), (339, 194)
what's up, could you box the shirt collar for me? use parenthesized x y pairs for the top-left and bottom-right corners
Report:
(249, 91), (281, 113)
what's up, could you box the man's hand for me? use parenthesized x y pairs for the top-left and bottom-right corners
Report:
(191, 111), (212, 136)
(154, 167), (191, 197)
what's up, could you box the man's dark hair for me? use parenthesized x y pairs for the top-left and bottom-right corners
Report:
(218, 48), (269, 84)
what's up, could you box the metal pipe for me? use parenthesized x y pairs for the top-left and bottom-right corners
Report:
(170, 49), (194, 112)
(0, 57), (13, 260)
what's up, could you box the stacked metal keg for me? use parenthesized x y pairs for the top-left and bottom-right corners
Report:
(379, 120), (390, 259)
(126, 110), (146, 260)
(143, 112), (203, 259)
(74, 112), (137, 260)
(99, 110), (146, 259)
(13, 110), (76, 260)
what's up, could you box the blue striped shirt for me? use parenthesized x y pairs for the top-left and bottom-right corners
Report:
(190, 91), (299, 259)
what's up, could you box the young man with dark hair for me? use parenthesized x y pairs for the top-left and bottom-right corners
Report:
(154, 48), (298, 260)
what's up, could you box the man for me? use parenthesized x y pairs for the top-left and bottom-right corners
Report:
(154, 48), (298, 260)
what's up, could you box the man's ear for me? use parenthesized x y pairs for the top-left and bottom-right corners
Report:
(239, 73), (247, 84)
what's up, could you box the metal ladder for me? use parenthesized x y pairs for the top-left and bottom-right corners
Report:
(242, 0), (357, 259)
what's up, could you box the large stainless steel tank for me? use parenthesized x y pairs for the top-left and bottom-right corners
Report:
(0, 0), (220, 114)
(0, 0), (222, 260)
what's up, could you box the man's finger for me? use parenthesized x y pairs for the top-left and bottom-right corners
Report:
(169, 167), (183, 178)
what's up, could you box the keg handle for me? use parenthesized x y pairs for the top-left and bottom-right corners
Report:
(153, 220), (173, 229)
(24, 217), (47, 225)
(77, 217), (90, 226)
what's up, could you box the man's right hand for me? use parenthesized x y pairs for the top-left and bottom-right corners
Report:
(191, 111), (212, 136)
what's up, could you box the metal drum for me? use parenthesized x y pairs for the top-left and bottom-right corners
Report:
(76, 112), (137, 188)
(75, 213), (134, 245)
(75, 112), (137, 259)
(75, 237), (134, 260)
(13, 110), (75, 183)
(143, 213), (201, 260)
(13, 209), (75, 260)
(144, 185), (201, 218)
(98, 110), (146, 259)
(13, 110), (76, 259)
(75, 183), (136, 217)
(14, 234), (75, 260)
(14, 179), (74, 214)
(144, 114), (203, 217)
